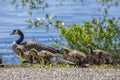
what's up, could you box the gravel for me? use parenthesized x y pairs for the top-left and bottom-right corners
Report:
(0, 68), (120, 80)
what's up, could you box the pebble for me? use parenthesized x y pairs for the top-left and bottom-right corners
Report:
(0, 68), (120, 80)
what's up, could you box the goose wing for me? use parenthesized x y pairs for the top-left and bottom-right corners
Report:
(21, 41), (60, 53)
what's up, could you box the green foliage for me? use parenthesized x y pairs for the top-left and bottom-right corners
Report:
(25, 19), (44, 27)
(59, 18), (120, 54)
(25, 19), (33, 23)
(99, 0), (119, 6)
(25, 14), (65, 28)
(14, 0), (45, 10)
(55, 20), (64, 28)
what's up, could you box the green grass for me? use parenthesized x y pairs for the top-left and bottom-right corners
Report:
(0, 63), (120, 69)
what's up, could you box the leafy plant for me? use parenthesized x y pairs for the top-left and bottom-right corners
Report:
(58, 17), (120, 57)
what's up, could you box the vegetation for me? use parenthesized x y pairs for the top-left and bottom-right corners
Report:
(0, 63), (120, 68)
(58, 17), (120, 51)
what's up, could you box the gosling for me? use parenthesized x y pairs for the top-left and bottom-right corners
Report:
(87, 44), (111, 64)
(61, 47), (88, 66)
(29, 48), (54, 64)
(15, 47), (33, 64)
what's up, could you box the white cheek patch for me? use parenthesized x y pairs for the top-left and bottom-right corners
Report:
(11, 41), (17, 46)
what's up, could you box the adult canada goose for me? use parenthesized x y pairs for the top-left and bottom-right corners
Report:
(29, 48), (54, 64)
(61, 47), (88, 66)
(10, 29), (60, 55)
(15, 47), (33, 64)
(87, 44), (111, 64)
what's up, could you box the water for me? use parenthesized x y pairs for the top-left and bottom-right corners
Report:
(0, 0), (120, 64)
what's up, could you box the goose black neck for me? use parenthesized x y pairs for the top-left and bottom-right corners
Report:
(16, 30), (24, 44)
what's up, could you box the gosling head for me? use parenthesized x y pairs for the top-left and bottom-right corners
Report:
(16, 47), (22, 52)
(86, 44), (92, 48)
(61, 46), (70, 56)
(29, 48), (38, 57)
(15, 47), (24, 56)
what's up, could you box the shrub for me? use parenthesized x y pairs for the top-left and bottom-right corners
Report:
(58, 18), (120, 56)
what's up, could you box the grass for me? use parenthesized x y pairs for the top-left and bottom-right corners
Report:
(0, 63), (120, 69)
(0, 64), (73, 68)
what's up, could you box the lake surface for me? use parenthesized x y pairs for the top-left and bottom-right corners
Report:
(0, 0), (120, 64)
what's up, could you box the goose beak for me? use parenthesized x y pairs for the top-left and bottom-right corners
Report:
(10, 32), (14, 35)
(10, 31), (16, 35)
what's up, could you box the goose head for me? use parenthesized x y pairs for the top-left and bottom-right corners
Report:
(10, 29), (24, 44)
(10, 29), (19, 35)
(10, 29), (24, 36)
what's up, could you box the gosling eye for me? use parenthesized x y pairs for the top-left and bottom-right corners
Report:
(43, 53), (47, 56)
